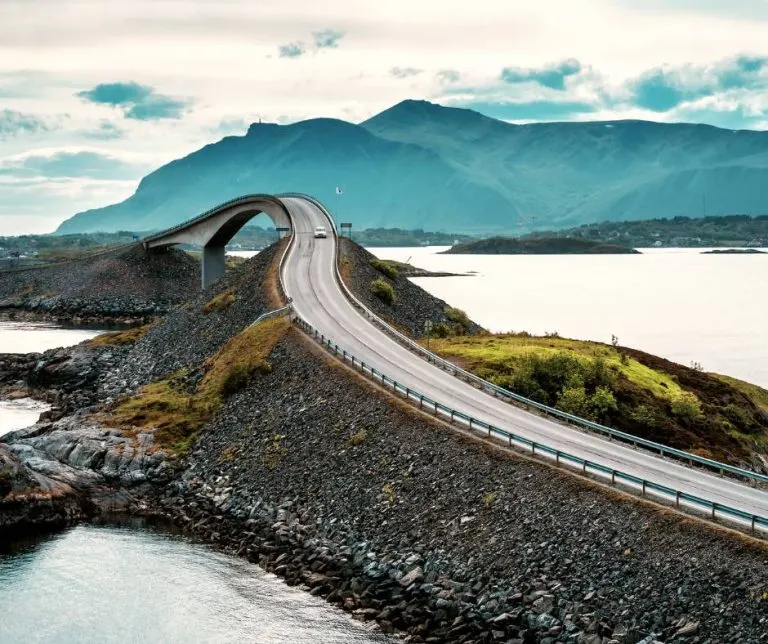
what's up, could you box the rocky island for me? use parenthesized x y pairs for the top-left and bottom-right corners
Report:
(442, 237), (640, 255)
(1, 239), (767, 643)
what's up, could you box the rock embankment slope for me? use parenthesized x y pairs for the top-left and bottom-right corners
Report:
(2, 239), (767, 643)
(0, 244), (199, 324)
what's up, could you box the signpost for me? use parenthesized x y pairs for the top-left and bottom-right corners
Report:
(424, 319), (433, 350)
(340, 222), (352, 239)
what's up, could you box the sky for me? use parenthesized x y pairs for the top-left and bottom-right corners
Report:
(1, 0), (768, 235)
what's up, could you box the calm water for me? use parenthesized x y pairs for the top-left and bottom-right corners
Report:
(0, 321), (105, 354)
(372, 246), (768, 388)
(0, 523), (386, 644)
(0, 322), (103, 436)
(0, 398), (49, 437)
(0, 324), (386, 644)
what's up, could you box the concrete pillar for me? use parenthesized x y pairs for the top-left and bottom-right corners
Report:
(202, 244), (226, 289)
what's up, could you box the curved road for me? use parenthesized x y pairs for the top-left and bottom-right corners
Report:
(279, 196), (768, 529)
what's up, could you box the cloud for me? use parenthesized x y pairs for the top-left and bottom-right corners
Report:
(390, 67), (423, 79)
(0, 150), (149, 180)
(447, 99), (597, 122)
(76, 82), (192, 120)
(0, 109), (49, 138)
(79, 121), (125, 141)
(278, 41), (307, 58)
(436, 69), (461, 85)
(312, 29), (344, 49)
(628, 55), (768, 111)
(501, 58), (583, 91)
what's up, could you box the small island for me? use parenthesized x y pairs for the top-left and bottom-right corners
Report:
(701, 248), (765, 254)
(442, 236), (640, 255)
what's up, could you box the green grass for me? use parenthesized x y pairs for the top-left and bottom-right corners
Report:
(370, 278), (395, 305)
(105, 317), (289, 455)
(88, 324), (153, 347)
(369, 259), (399, 280)
(430, 334), (684, 401)
(716, 374), (768, 414)
(203, 290), (236, 314)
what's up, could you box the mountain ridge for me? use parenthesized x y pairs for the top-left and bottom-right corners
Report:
(56, 100), (768, 235)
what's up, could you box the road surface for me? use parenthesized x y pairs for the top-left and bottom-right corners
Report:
(280, 196), (768, 529)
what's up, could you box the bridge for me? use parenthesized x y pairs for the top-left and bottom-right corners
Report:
(144, 193), (768, 535)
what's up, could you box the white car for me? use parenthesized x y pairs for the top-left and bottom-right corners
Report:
(314, 226), (328, 239)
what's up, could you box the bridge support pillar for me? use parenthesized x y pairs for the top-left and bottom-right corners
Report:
(202, 244), (226, 289)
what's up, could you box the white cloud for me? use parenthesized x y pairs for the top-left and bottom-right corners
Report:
(0, 0), (767, 233)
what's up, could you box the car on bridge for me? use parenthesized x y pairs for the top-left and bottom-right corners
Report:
(314, 226), (328, 239)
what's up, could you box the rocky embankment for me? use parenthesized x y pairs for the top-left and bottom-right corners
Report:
(2, 239), (768, 643)
(339, 239), (483, 337)
(0, 244), (199, 324)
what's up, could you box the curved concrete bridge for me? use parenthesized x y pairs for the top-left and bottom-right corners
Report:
(143, 194), (293, 288)
(144, 193), (768, 534)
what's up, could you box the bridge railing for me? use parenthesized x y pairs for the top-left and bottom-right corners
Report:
(285, 194), (768, 487)
(291, 314), (768, 536)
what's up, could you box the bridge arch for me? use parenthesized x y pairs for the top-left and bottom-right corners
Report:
(143, 195), (293, 288)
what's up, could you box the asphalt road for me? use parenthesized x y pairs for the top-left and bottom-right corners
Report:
(281, 196), (768, 529)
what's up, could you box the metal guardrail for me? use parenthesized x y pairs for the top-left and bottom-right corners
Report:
(292, 314), (768, 535)
(142, 192), (768, 486)
(293, 197), (768, 486)
(250, 300), (293, 326)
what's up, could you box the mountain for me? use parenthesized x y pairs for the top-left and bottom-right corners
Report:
(57, 100), (768, 235)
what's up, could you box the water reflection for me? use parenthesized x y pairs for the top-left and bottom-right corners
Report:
(0, 521), (388, 644)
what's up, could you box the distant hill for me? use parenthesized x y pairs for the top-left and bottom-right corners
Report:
(57, 100), (768, 235)
(442, 237), (640, 255)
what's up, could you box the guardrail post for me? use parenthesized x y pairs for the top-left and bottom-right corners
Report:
(675, 491), (680, 507)
(419, 396), (423, 409)
(752, 515), (757, 532)
(531, 442), (536, 455)
(712, 503), (716, 519)
(405, 387), (409, 399)
(450, 410), (454, 422)
(555, 451), (560, 464)
(582, 461), (587, 473)
(611, 470), (616, 485)
(642, 480), (646, 496)
(468, 417), (473, 430)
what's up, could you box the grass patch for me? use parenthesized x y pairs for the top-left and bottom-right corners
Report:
(429, 334), (684, 402)
(88, 324), (152, 347)
(370, 259), (399, 280)
(263, 433), (288, 470)
(427, 332), (768, 464)
(203, 290), (236, 314)
(716, 374), (768, 415)
(105, 317), (288, 455)
(348, 428), (369, 446)
(370, 278), (395, 305)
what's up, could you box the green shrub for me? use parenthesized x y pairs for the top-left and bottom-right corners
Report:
(629, 404), (661, 428)
(670, 391), (703, 420)
(370, 259), (399, 280)
(589, 386), (618, 419)
(444, 307), (471, 332)
(722, 403), (754, 430)
(220, 363), (250, 397)
(370, 278), (395, 305)
(557, 385), (589, 416)
(432, 322), (453, 338)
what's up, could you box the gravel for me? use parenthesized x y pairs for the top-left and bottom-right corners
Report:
(99, 243), (281, 396)
(340, 239), (482, 337)
(149, 332), (768, 643)
(0, 244), (199, 323)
